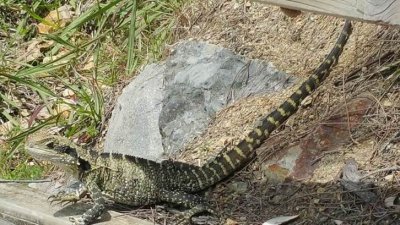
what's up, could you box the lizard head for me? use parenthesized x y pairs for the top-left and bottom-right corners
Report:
(26, 135), (92, 174)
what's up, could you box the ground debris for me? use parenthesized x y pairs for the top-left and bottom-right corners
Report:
(340, 158), (377, 203)
(128, 1), (400, 224)
(262, 215), (299, 225)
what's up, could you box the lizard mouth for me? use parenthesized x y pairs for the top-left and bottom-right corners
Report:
(27, 145), (60, 160)
(26, 143), (80, 166)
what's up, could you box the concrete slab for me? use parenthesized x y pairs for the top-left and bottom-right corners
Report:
(0, 183), (155, 225)
(0, 218), (14, 225)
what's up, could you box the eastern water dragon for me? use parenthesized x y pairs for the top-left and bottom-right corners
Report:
(26, 20), (352, 225)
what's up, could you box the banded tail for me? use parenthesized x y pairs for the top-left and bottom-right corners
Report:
(193, 20), (353, 189)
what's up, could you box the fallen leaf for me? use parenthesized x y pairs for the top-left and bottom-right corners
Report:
(82, 56), (95, 71)
(16, 39), (43, 63)
(16, 39), (54, 65)
(0, 121), (13, 136)
(382, 99), (393, 107)
(262, 215), (299, 225)
(62, 88), (75, 97)
(384, 174), (394, 181)
(384, 195), (400, 212)
(55, 103), (72, 118)
(42, 48), (70, 64)
(226, 218), (239, 225)
(37, 107), (52, 120)
(21, 109), (30, 117)
(37, 5), (74, 34)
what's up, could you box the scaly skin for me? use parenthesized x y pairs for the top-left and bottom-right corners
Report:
(26, 20), (352, 225)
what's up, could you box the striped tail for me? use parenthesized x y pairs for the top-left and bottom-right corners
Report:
(194, 20), (353, 189)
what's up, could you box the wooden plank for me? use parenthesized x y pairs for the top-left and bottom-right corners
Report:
(0, 183), (156, 225)
(255, 0), (400, 26)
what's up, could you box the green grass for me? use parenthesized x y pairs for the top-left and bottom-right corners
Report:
(0, 151), (44, 180)
(0, 0), (188, 179)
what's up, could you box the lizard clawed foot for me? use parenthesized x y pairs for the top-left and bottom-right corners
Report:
(48, 190), (79, 206)
(175, 205), (217, 225)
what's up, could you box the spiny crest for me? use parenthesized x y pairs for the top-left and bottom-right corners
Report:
(100, 152), (199, 171)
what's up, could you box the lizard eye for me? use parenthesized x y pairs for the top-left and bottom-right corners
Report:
(53, 145), (78, 158)
(54, 145), (70, 153)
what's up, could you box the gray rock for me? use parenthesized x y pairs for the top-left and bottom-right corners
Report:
(105, 63), (165, 160)
(105, 41), (295, 161)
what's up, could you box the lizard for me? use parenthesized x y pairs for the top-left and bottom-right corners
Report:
(26, 20), (352, 225)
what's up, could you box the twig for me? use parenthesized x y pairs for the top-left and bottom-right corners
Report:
(311, 150), (342, 165)
(360, 166), (400, 180)
(379, 129), (400, 153)
(334, 51), (394, 86)
(342, 67), (360, 145)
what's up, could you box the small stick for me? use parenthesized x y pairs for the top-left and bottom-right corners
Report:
(311, 150), (342, 165)
(334, 51), (394, 86)
(360, 166), (400, 180)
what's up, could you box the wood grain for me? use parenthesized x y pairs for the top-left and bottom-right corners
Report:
(255, 0), (400, 26)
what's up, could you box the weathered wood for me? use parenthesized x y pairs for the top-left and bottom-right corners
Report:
(255, 0), (400, 26)
(0, 183), (156, 225)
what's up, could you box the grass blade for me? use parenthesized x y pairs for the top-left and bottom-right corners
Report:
(126, 0), (137, 75)
(0, 73), (56, 97)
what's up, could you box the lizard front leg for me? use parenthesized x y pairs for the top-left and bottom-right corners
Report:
(69, 180), (106, 225)
(49, 181), (87, 205)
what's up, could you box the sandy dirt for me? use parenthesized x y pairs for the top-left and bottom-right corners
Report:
(150, 1), (400, 224)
